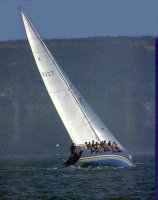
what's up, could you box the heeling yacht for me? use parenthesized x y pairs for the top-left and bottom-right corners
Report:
(20, 9), (133, 167)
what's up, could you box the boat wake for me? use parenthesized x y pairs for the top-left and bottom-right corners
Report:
(52, 164), (128, 171)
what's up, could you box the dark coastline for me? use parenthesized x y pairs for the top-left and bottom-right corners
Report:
(0, 36), (155, 156)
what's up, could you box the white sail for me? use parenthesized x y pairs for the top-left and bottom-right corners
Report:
(21, 9), (123, 148)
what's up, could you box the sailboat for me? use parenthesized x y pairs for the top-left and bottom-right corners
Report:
(21, 9), (133, 167)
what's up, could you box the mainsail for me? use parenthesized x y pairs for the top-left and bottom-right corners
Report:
(21, 9), (123, 148)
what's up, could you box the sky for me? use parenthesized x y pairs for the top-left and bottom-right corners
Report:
(0, 0), (158, 41)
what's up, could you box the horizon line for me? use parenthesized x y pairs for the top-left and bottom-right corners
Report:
(0, 35), (155, 42)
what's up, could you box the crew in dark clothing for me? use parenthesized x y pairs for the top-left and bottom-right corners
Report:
(94, 142), (99, 151)
(70, 143), (75, 155)
(108, 140), (111, 147)
(114, 142), (118, 151)
(65, 149), (83, 167)
(85, 142), (89, 149)
(100, 141), (102, 147)
(90, 140), (95, 152)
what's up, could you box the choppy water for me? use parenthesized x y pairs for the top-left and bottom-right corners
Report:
(0, 154), (155, 200)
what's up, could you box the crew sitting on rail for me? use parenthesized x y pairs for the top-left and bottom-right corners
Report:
(108, 140), (111, 147)
(111, 142), (117, 152)
(83, 140), (122, 152)
(103, 140), (110, 151)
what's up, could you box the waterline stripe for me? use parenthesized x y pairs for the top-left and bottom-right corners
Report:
(79, 154), (133, 165)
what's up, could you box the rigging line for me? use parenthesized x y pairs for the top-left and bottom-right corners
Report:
(21, 10), (100, 142)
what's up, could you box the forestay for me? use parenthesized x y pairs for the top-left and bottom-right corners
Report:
(21, 10), (123, 148)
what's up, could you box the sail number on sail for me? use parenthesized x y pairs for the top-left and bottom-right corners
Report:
(41, 71), (54, 77)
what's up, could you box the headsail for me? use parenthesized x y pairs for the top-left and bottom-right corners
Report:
(21, 9), (123, 148)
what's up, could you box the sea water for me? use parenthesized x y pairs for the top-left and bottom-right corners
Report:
(0, 154), (155, 200)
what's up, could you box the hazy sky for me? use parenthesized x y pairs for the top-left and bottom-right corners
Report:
(0, 0), (158, 41)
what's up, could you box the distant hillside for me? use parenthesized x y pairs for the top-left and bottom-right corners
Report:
(0, 37), (155, 155)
